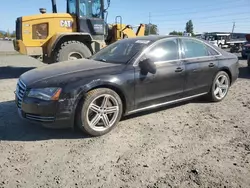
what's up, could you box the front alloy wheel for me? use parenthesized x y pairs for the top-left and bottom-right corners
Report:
(77, 88), (123, 136)
(87, 94), (119, 132)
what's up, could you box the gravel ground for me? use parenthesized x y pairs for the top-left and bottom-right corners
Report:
(0, 54), (250, 188)
(0, 41), (15, 53)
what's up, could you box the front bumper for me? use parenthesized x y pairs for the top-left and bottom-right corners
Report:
(16, 95), (75, 129)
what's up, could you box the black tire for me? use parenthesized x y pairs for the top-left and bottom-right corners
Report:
(76, 88), (123, 136)
(55, 41), (92, 63)
(247, 55), (250, 68)
(218, 44), (222, 48)
(207, 71), (230, 102)
(242, 55), (247, 59)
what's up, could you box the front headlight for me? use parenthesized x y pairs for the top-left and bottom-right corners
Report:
(27, 88), (62, 101)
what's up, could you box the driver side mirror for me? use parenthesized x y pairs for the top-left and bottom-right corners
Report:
(139, 58), (156, 74)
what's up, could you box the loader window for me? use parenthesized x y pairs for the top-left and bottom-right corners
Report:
(32, 23), (48, 39)
(79, 0), (87, 17)
(68, 0), (76, 15)
(69, 0), (102, 18)
(92, 0), (102, 18)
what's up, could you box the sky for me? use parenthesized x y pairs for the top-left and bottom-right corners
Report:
(0, 0), (250, 34)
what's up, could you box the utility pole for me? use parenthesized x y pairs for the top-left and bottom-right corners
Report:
(148, 12), (151, 35)
(231, 22), (235, 34)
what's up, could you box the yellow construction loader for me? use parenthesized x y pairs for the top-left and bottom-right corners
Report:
(13, 0), (145, 63)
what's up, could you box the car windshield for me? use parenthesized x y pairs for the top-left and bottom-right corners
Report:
(90, 39), (151, 64)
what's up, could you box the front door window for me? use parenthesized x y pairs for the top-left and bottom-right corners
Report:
(146, 39), (180, 62)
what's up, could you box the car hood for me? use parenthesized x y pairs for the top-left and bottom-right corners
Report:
(20, 59), (123, 86)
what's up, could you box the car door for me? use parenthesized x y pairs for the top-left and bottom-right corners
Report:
(133, 38), (186, 110)
(180, 38), (219, 97)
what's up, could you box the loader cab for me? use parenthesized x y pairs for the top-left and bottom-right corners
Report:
(67, 0), (106, 40)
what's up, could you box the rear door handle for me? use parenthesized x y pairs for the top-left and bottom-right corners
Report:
(209, 63), (215, 67)
(175, 67), (183, 73)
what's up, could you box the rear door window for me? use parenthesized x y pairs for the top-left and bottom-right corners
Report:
(181, 38), (209, 58)
(206, 45), (220, 56)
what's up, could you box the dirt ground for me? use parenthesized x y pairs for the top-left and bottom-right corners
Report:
(0, 41), (16, 53)
(0, 54), (250, 188)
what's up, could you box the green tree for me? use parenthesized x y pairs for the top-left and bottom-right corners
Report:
(185, 20), (194, 35)
(10, 31), (16, 38)
(145, 24), (158, 35)
(169, 31), (183, 36)
(0, 32), (4, 38)
(4, 30), (11, 38)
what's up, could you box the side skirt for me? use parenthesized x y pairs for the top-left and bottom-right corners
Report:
(127, 92), (208, 115)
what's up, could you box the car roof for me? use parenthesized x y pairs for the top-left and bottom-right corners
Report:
(123, 35), (228, 55)
(121, 35), (222, 51)
(126, 35), (176, 42)
(123, 35), (207, 43)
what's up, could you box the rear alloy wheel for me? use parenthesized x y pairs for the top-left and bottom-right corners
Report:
(77, 88), (123, 136)
(208, 71), (230, 102)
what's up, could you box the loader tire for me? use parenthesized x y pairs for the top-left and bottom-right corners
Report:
(55, 41), (92, 63)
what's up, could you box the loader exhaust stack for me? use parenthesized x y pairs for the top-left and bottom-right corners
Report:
(51, 0), (57, 13)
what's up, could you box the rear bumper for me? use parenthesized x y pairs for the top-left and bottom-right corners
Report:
(231, 70), (238, 85)
(228, 59), (239, 86)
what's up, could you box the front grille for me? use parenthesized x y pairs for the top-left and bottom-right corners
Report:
(16, 79), (26, 108)
(25, 113), (55, 122)
(15, 17), (22, 40)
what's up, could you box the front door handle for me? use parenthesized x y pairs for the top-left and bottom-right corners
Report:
(209, 63), (215, 67)
(175, 67), (183, 73)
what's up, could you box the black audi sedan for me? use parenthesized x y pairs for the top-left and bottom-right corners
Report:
(15, 36), (239, 136)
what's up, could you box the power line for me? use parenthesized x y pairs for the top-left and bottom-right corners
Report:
(160, 23), (250, 29)
(150, 4), (249, 17)
(155, 17), (250, 26)
(152, 12), (250, 22)
(114, 0), (245, 16)
(231, 22), (236, 34)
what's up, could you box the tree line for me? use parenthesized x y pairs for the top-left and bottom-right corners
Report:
(0, 30), (16, 38)
(144, 19), (194, 36)
(169, 20), (194, 36)
(0, 20), (194, 38)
